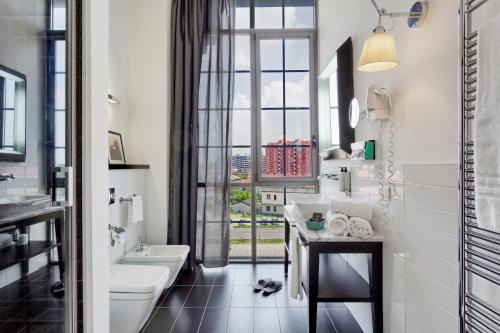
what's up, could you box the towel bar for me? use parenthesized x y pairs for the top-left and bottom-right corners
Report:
(119, 194), (137, 203)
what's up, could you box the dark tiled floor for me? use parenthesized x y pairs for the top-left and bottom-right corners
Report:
(0, 265), (65, 333)
(141, 264), (363, 333)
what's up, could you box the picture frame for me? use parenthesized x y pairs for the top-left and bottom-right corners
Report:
(108, 131), (126, 165)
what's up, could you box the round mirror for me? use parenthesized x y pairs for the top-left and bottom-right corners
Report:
(349, 98), (360, 128)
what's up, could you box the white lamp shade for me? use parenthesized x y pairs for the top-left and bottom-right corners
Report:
(358, 31), (398, 72)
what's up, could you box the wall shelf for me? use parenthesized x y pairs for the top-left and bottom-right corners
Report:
(109, 164), (150, 170)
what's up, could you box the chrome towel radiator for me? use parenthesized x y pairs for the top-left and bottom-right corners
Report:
(460, 0), (500, 332)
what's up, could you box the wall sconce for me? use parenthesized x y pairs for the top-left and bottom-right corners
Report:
(358, 1), (429, 72)
(108, 94), (120, 104)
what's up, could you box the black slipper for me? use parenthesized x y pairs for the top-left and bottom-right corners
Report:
(253, 278), (273, 292)
(262, 281), (282, 295)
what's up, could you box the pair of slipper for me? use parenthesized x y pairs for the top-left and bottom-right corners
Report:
(253, 278), (282, 295)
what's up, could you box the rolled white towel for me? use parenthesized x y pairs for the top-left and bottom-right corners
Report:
(326, 211), (349, 236)
(348, 217), (373, 239)
(330, 199), (373, 221)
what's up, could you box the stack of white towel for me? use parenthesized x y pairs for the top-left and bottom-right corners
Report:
(325, 199), (374, 239)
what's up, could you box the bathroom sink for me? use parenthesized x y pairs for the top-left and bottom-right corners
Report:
(0, 195), (51, 219)
(287, 193), (330, 219)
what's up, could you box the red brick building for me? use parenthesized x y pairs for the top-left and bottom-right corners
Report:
(264, 140), (311, 177)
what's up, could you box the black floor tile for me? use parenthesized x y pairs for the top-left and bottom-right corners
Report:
(226, 307), (253, 333)
(213, 270), (234, 286)
(26, 322), (55, 333)
(183, 286), (212, 308)
(326, 307), (364, 333)
(159, 286), (192, 308)
(142, 308), (181, 333)
(170, 307), (204, 333)
(253, 291), (276, 308)
(309, 308), (338, 333)
(207, 286), (232, 308)
(175, 267), (199, 286)
(277, 307), (307, 333)
(198, 307), (229, 333)
(230, 286), (253, 307)
(195, 268), (221, 286)
(274, 288), (301, 308)
(253, 307), (281, 333)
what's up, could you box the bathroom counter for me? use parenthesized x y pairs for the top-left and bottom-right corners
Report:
(0, 207), (65, 286)
(0, 206), (65, 227)
(283, 205), (384, 242)
(283, 205), (383, 333)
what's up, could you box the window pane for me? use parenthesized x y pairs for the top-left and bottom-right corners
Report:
(329, 72), (338, 107)
(231, 148), (252, 184)
(285, 145), (311, 177)
(232, 110), (251, 146)
(5, 79), (15, 108)
(256, 186), (284, 259)
(260, 39), (283, 71)
(234, 72), (251, 109)
(230, 185), (252, 259)
(285, 72), (309, 108)
(3, 110), (14, 146)
(262, 146), (285, 177)
(56, 41), (66, 72)
(55, 111), (65, 147)
(55, 148), (65, 166)
(55, 73), (65, 109)
(235, 35), (250, 71)
(235, 0), (250, 29)
(285, 39), (309, 70)
(261, 73), (283, 108)
(255, 0), (283, 29)
(331, 107), (340, 146)
(284, 0), (314, 28)
(52, 0), (66, 30)
(286, 109), (310, 142)
(261, 109), (283, 145)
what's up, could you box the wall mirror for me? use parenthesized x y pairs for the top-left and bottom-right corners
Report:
(318, 37), (355, 157)
(0, 64), (26, 162)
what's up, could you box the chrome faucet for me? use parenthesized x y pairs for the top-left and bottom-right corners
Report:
(0, 173), (15, 182)
(136, 237), (148, 252)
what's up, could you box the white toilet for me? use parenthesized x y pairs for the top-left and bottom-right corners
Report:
(124, 245), (190, 288)
(109, 264), (169, 333)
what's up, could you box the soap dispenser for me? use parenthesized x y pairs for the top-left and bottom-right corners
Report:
(338, 167), (352, 197)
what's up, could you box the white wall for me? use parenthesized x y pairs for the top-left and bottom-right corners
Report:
(318, 0), (458, 164)
(318, 0), (460, 332)
(108, 169), (148, 264)
(108, 0), (171, 246)
(127, 0), (171, 246)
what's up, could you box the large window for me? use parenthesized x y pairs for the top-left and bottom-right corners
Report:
(47, 0), (67, 199)
(230, 0), (317, 261)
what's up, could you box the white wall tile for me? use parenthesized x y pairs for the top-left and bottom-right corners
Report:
(405, 242), (458, 290)
(405, 222), (458, 264)
(405, 202), (459, 239)
(405, 164), (458, 188)
(405, 183), (458, 214)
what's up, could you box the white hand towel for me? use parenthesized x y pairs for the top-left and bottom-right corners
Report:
(326, 211), (349, 236)
(128, 195), (144, 224)
(289, 227), (303, 300)
(475, 14), (500, 232)
(330, 199), (373, 221)
(348, 217), (373, 239)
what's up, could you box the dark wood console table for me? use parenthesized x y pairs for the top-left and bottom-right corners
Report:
(0, 207), (65, 283)
(283, 206), (383, 333)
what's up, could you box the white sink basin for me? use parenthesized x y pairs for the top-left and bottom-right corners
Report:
(287, 193), (330, 219)
(0, 195), (51, 219)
